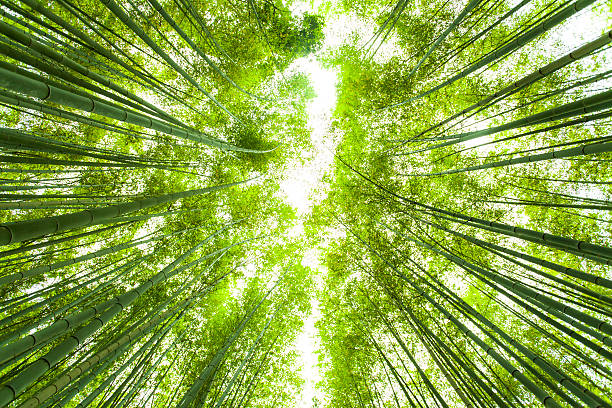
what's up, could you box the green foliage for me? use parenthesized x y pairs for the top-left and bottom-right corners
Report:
(0, 0), (611, 407)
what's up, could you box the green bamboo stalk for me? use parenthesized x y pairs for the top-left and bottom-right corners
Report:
(415, 140), (612, 176)
(0, 178), (252, 246)
(176, 274), (282, 408)
(413, 90), (612, 152)
(15, 0), (195, 107)
(0, 234), (245, 405)
(212, 308), (278, 408)
(146, 0), (263, 100)
(406, 0), (486, 79)
(0, 36), (174, 124)
(338, 157), (612, 262)
(384, 0), (598, 109)
(411, 258), (608, 408)
(344, 223), (562, 408)
(0, 67), (271, 152)
(407, 29), (612, 145)
(99, 0), (239, 121)
(413, 213), (612, 291)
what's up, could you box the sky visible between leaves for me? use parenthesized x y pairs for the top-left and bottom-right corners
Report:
(283, 47), (336, 408)
(279, 3), (346, 406)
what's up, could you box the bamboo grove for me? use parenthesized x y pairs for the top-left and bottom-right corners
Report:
(0, 0), (611, 407)
(310, 0), (612, 407)
(0, 0), (322, 406)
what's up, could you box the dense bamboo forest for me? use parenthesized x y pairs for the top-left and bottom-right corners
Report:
(0, 0), (610, 406)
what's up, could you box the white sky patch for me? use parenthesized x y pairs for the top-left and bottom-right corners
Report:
(295, 248), (326, 407)
(278, 58), (339, 218)
(280, 2), (373, 220)
(461, 134), (495, 156)
(295, 297), (323, 407)
(279, 50), (338, 408)
(229, 263), (257, 301)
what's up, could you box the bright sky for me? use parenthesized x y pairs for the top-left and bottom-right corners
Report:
(277, 1), (392, 219)
(295, 248), (326, 407)
(283, 55), (337, 408)
(278, 3), (352, 406)
(278, 57), (338, 217)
